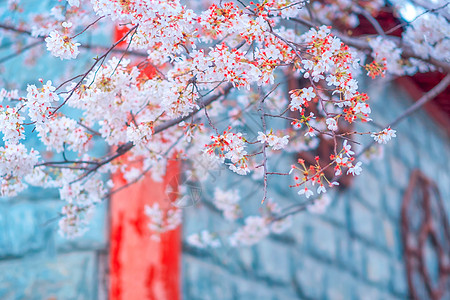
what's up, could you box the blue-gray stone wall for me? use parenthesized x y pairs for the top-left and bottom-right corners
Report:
(182, 78), (450, 300)
(0, 194), (108, 300)
(0, 2), (111, 298)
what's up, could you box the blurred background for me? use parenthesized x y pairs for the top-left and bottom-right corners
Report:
(0, 0), (449, 299)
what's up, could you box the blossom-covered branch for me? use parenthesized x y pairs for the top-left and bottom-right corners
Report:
(0, 0), (448, 244)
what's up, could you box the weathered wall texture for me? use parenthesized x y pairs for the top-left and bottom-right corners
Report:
(0, 193), (108, 299)
(0, 1), (111, 298)
(182, 78), (450, 300)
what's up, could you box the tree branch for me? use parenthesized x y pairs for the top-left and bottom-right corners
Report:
(287, 17), (450, 73)
(274, 73), (450, 221)
(70, 84), (233, 183)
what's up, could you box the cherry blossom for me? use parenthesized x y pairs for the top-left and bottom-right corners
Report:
(403, 14), (450, 62)
(213, 187), (241, 221)
(326, 118), (338, 131)
(229, 216), (270, 247)
(45, 30), (81, 60)
(257, 131), (289, 150)
(187, 230), (221, 248)
(298, 186), (314, 198)
(307, 194), (332, 214)
(144, 203), (182, 241)
(25, 80), (59, 124)
(204, 128), (249, 175)
(0, 0), (447, 244)
(347, 161), (363, 176)
(0, 143), (40, 196)
(0, 88), (19, 102)
(58, 204), (95, 238)
(67, 0), (80, 7)
(371, 127), (397, 144)
(0, 106), (25, 144)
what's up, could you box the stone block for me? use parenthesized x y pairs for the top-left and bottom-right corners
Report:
(323, 267), (353, 300)
(349, 200), (374, 240)
(183, 256), (235, 300)
(0, 199), (107, 259)
(335, 232), (353, 271)
(350, 240), (366, 276)
(239, 282), (290, 300)
(234, 281), (287, 300)
(405, 116), (426, 147)
(255, 239), (291, 284)
(354, 282), (382, 300)
(356, 171), (382, 209)
(294, 257), (326, 299)
(235, 246), (256, 273)
(323, 191), (347, 226)
(182, 204), (214, 236)
(391, 262), (408, 297)
(288, 215), (308, 253)
(271, 289), (301, 300)
(396, 136), (417, 168)
(0, 251), (98, 300)
(395, 119), (416, 145)
(383, 186), (402, 220)
(306, 218), (337, 262)
(430, 136), (450, 165)
(368, 157), (389, 180)
(365, 249), (391, 287)
(206, 246), (243, 274)
(388, 156), (410, 189)
(390, 226), (405, 261)
(0, 200), (59, 258)
(377, 218), (396, 254)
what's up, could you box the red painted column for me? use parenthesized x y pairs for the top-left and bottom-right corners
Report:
(109, 26), (181, 300)
(110, 159), (181, 300)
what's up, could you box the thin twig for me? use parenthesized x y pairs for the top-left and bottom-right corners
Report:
(69, 84), (233, 184)
(357, 73), (450, 156)
(274, 73), (450, 222)
(354, 6), (386, 36)
(385, 2), (450, 35)
(52, 25), (138, 114)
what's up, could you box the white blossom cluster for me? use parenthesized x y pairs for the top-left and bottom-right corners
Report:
(3, 0), (443, 244)
(37, 116), (90, 153)
(187, 230), (221, 248)
(58, 204), (95, 238)
(0, 106), (24, 144)
(204, 130), (249, 175)
(307, 194), (332, 214)
(213, 187), (241, 221)
(371, 127), (397, 144)
(257, 131), (289, 150)
(25, 80), (59, 124)
(403, 14), (450, 62)
(45, 30), (80, 60)
(144, 203), (182, 241)
(91, 0), (197, 63)
(0, 143), (39, 197)
(0, 88), (19, 102)
(228, 200), (292, 247)
(368, 36), (404, 76)
(299, 26), (362, 105)
(229, 216), (270, 246)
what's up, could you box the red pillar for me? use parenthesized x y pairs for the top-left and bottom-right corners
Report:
(110, 159), (181, 300)
(109, 26), (181, 300)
